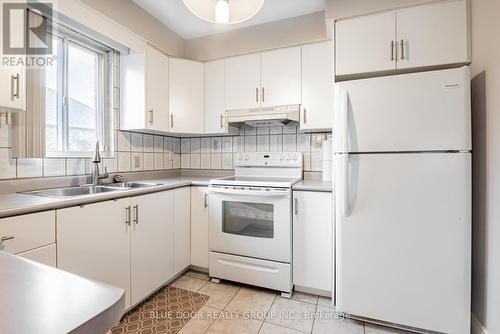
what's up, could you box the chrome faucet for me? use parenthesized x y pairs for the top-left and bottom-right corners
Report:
(91, 140), (109, 186)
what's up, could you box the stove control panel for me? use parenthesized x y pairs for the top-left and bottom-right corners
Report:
(234, 152), (303, 167)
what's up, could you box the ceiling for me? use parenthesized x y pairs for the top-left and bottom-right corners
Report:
(131, 0), (325, 40)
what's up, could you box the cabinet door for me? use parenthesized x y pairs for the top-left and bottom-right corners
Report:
(131, 191), (174, 305)
(190, 186), (209, 268)
(293, 191), (333, 292)
(205, 60), (226, 134)
(146, 44), (170, 131)
(169, 58), (205, 134)
(18, 244), (56, 267)
(396, 0), (468, 69)
(57, 199), (132, 307)
(0, 66), (24, 111)
(224, 53), (261, 110)
(261, 46), (301, 107)
(173, 187), (191, 273)
(301, 41), (333, 131)
(335, 11), (397, 76)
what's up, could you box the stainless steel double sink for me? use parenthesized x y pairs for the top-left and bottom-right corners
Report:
(22, 182), (161, 198)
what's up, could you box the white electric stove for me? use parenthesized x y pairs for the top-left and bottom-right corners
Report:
(208, 152), (303, 296)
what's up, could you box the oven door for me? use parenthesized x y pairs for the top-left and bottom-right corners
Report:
(208, 186), (292, 263)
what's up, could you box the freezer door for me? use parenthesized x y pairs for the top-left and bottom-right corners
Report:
(334, 67), (471, 153)
(334, 153), (471, 334)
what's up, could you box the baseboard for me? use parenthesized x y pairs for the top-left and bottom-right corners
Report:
(471, 313), (488, 334)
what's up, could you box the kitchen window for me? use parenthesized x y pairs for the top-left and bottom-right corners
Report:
(45, 26), (114, 157)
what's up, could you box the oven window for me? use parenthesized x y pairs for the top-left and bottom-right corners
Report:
(222, 201), (274, 238)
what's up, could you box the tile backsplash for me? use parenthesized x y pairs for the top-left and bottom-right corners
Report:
(179, 126), (331, 172)
(0, 54), (331, 182)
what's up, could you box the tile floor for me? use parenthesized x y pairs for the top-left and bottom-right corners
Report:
(171, 270), (412, 334)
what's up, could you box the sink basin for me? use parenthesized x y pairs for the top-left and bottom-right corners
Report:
(106, 182), (160, 188)
(22, 185), (127, 198)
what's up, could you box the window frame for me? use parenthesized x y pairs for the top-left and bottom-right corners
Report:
(46, 22), (114, 158)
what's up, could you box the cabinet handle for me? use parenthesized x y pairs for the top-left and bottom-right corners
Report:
(125, 206), (131, 225)
(204, 193), (208, 208)
(1, 235), (15, 242)
(400, 39), (405, 60)
(262, 87), (265, 103)
(10, 74), (20, 100)
(303, 108), (307, 124)
(390, 41), (395, 61)
(170, 114), (174, 128)
(149, 109), (154, 124)
(133, 204), (139, 224)
(256, 87), (259, 102)
(294, 197), (298, 215)
(220, 114), (224, 128)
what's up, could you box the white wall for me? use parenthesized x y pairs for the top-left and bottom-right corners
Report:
(184, 12), (328, 61)
(470, 0), (500, 333)
(81, 0), (185, 57)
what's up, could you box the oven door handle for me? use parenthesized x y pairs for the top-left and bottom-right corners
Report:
(209, 187), (290, 197)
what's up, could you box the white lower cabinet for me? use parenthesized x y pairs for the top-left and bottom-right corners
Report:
(190, 186), (209, 268)
(131, 191), (174, 305)
(293, 191), (333, 293)
(18, 244), (57, 267)
(57, 188), (191, 309)
(0, 211), (56, 267)
(57, 199), (133, 307)
(173, 187), (191, 273)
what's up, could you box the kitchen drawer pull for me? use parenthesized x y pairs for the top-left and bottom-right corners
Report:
(149, 109), (154, 124)
(133, 205), (139, 224)
(125, 206), (131, 225)
(256, 87), (259, 102)
(1, 235), (15, 242)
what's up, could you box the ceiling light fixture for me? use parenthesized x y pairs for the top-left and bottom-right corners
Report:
(183, 0), (265, 25)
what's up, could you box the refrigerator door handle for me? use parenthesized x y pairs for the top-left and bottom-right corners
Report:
(340, 90), (350, 217)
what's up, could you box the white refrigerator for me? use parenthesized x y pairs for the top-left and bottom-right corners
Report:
(334, 67), (471, 334)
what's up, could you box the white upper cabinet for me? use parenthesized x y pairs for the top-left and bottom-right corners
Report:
(169, 58), (205, 134)
(260, 46), (301, 108)
(224, 53), (261, 110)
(335, 0), (469, 77)
(121, 43), (169, 132)
(335, 11), (397, 76)
(0, 66), (25, 112)
(301, 41), (333, 131)
(146, 45), (170, 131)
(396, 0), (469, 69)
(205, 60), (227, 134)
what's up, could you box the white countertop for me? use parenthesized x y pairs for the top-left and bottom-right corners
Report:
(0, 251), (125, 334)
(292, 179), (333, 192)
(0, 176), (214, 219)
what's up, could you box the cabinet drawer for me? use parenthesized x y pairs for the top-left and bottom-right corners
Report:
(0, 211), (55, 254)
(18, 244), (56, 267)
(209, 251), (291, 292)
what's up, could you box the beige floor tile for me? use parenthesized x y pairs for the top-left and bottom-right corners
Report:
(291, 291), (318, 305)
(198, 282), (240, 310)
(225, 287), (277, 319)
(266, 297), (316, 333)
(185, 270), (210, 281)
(317, 296), (334, 308)
(206, 317), (262, 334)
(312, 306), (364, 334)
(259, 322), (307, 334)
(178, 306), (221, 334)
(171, 275), (207, 292)
(365, 323), (413, 334)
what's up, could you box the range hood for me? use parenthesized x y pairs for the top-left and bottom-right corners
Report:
(226, 105), (300, 128)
